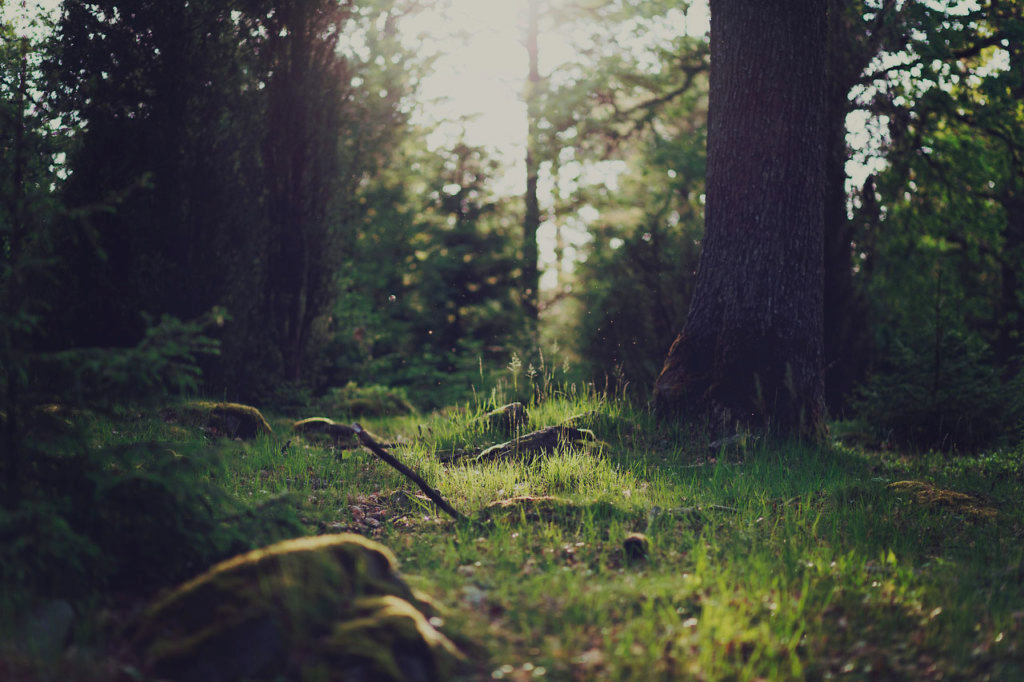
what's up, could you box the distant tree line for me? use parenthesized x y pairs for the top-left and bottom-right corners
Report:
(2, 0), (527, 411)
(4, 0), (1022, 448)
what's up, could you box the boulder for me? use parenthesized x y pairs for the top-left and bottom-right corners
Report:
(476, 403), (529, 436)
(133, 534), (459, 682)
(317, 383), (416, 417)
(622, 532), (650, 562)
(293, 417), (358, 447)
(173, 401), (272, 439)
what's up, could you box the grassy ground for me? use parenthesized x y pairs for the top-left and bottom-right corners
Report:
(7, 386), (1024, 680)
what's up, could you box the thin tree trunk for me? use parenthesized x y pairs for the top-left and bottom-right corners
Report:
(654, 0), (827, 440)
(522, 0), (541, 328)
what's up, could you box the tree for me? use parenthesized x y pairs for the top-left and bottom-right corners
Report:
(257, 0), (360, 385)
(653, 0), (828, 439)
(847, 1), (1024, 448)
(327, 140), (525, 408)
(50, 0), (266, 353)
(522, 0), (542, 329)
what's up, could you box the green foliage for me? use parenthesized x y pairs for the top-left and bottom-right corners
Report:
(573, 132), (705, 397)
(853, 329), (1023, 450)
(315, 382), (416, 418)
(328, 142), (527, 409)
(5, 383), (1024, 680)
(45, 0), (422, 400)
(510, 0), (709, 399)
(851, 1), (1024, 448)
(1, 437), (304, 612)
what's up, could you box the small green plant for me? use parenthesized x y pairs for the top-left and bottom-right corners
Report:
(315, 382), (416, 418)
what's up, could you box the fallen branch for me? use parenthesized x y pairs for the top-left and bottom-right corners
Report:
(352, 423), (465, 522)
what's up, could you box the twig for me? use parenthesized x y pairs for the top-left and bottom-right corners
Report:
(352, 423), (465, 521)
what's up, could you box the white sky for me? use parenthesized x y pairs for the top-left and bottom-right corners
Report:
(403, 1), (710, 190)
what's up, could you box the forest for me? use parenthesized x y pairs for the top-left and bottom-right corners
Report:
(2, 0), (1023, 680)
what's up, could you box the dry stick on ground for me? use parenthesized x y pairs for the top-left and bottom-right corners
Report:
(351, 423), (466, 522)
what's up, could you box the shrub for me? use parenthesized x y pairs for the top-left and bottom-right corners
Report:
(852, 330), (1023, 451)
(315, 382), (416, 418)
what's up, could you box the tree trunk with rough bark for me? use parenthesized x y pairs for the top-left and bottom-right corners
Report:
(654, 0), (827, 440)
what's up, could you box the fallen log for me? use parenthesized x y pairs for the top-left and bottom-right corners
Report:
(469, 425), (599, 464)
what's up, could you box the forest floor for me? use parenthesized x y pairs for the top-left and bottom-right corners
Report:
(5, 388), (1024, 680)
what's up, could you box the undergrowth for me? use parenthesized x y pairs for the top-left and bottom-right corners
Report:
(2, 383), (1023, 681)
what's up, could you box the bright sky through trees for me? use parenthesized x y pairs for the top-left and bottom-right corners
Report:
(400, 1), (710, 289)
(403, 0), (711, 191)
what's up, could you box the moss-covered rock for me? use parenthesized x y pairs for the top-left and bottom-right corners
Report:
(623, 532), (650, 562)
(476, 402), (529, 436)
(133, 534), (459, 681)
(171, 401), (272, 439)
(293, 417), (358, 446)
(314, 595), (462, 681)
(887, 480), (997, 519)
(316, 383), (416, 417)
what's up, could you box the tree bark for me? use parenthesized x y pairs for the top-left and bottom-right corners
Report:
(654, 0), (827, 439)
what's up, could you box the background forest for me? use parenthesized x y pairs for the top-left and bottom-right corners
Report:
(3, 1), (1024, 680)
(3, 0), (1023, 448)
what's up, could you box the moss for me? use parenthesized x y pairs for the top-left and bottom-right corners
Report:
(476, 402), (529, 436)
(173, 401), (272, 439)
(316, 383), (415, 418)
(887, 480), (998, 520)
(316, 595), (461, 681)
(133, 534), (456, 681)
(292, 417), (357, 445)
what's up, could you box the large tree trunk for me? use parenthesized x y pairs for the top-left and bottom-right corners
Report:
(654, 0), (827, 439)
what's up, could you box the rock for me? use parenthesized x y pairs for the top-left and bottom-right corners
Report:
(133, 534), (459, 682)
(293, 417), (358, 446)
(476, 403), (529, 436)
(170, 401), (273, 439)
(887, 480), (997, 519)
(472, 425), (599, 464)
(316, 595), (461, 682)
(317, 383), (416, 417)
(622, 533), (649, 562)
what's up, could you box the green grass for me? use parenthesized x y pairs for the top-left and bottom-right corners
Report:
(5, 388), (1024, 680)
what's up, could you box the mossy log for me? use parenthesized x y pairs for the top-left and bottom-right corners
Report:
(133, 534), (459, 681)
